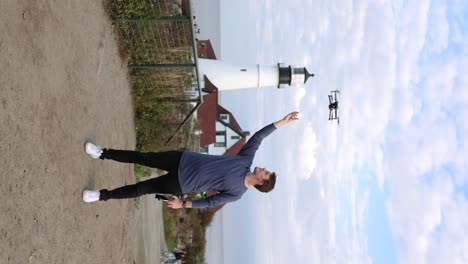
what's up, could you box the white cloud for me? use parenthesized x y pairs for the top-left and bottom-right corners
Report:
(385, 48), (468, 264)
(421, 59), (458, 119)
(454, 57), (468, 104)
(392, 0), (431, 127)
(297, 123), (318, 179)
(425, 1), (449, 53)
(292, 86), (307, 111)
(426, 194), (468, 263)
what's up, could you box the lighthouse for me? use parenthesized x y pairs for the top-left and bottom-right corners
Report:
(197, 58), (314, 91)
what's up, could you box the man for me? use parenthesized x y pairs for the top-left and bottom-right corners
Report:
(83, 111), (300, 209)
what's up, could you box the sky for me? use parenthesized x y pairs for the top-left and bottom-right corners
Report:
(197, 0), (468, 263)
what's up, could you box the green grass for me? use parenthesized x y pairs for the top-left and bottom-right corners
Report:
(134, 164), (149, 182)
(106, 0), (163, 20)
(161, 194), (217, 262)
(132, 164), (151, 208)
(162, 206), (178, 250)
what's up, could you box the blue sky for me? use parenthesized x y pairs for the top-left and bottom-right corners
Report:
(198, 0), (468, 263)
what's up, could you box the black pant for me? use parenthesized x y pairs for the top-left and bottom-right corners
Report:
(98, 149), (183, 201)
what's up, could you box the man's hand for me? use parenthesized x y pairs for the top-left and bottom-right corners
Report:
(283, 111), (301, 123)
(274, 111), (301, 128)
(166, 196), (192, 209)
(166, 196), (183, 209)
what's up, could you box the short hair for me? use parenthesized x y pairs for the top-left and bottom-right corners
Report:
(254, 172), (276, 193)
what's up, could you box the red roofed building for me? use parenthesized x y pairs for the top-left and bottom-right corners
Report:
(197, 40), (217, 60)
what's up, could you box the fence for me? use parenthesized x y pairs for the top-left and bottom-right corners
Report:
(105, 0), (202, 149)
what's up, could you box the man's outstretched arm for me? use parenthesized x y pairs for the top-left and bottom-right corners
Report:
(273, 111), (301, 128)
(239, 111), (301, 157)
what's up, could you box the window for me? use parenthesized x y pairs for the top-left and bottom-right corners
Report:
(200, 146), (208, 153)
(219, 114), (230, 123)
(216, 131), (226, 136)
(231, 135), (241, 140)
(214, 142), (226, 147)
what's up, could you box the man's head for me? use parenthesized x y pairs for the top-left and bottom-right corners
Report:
(252, 167), (277, 193)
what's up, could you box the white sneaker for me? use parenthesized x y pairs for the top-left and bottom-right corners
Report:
(85, 142), (103, 159)
(83, 190), (100, 203)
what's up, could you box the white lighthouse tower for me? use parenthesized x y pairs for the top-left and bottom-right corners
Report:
(197, 58), (314, 91)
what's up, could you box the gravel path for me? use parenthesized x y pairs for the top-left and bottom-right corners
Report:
(0, 1), (165, 263)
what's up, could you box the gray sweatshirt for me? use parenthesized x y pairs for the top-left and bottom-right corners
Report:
(177, 123), (276, 208)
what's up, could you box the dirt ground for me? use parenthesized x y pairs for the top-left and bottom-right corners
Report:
(0, 1), (164, 263)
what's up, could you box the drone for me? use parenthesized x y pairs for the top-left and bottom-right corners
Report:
(328, 90), (340, 125)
